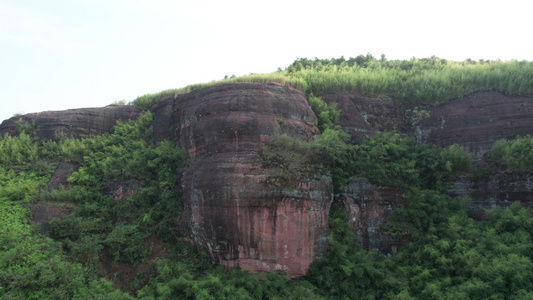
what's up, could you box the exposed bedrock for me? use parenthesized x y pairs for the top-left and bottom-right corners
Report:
(449, 173), (533, 219)
(32, 161), (77, 234)
(319, 92), (407, 144)
(9, 85), (533, 276)
(321, 91), (533, 252)
(0, 105), (142, 140)
(339, 176), (407, 254)
(151, 83), (333, 277)
(417, 92), (533, 158)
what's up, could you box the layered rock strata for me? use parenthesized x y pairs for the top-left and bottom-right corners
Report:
(417, 92), (533, 158)
(0, 105), (141, 140)
(151, 83), (333, 277)
(449, 173), (533, 219)
(32, 161), (77, 234)
(320, 92), (407, 144)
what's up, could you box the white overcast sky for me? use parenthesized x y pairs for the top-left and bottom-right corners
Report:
(1, 0), (531, 122)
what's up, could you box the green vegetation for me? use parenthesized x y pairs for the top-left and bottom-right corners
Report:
(491, 135), (533, 172)
(260, 130), (473, 190)
(307, 201), (533, 299)
(131, 74), (307, 109)
(0, 129), (132, 299)
(307, 94), (341, 132)
(2, 55), (533, 298)
(131, 55), (533, 109)
(285, 55), (533, 104)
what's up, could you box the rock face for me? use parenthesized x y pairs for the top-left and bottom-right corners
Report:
(449, 173), (533, 220)
(11, 84), (533, 277)
(151, 83), (332, 277)
(32, 162), (77, 234)
(320, 91), (533, 253)
(340, 176), (406, 254)
(417, 92), (533, 158)
(320, 92), (407, 144)
(0, 105), (142, 140)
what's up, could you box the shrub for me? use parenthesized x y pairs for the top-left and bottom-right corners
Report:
(491, 135), (533, 172)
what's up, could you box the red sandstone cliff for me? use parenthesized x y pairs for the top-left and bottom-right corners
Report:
(339, 176), (406, 254)
(8, 84), (533, 278)
(151, 83), (332, 277)
(0, 105), (142, 140)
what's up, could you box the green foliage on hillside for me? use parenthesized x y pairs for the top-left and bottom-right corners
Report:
(257, 126), (532, 298)
(0, 113), (192, 298)
(49, 112), (190, 269)
(307, 196), (533, 299)
(307, 94), (341, 131)
(137, 259), (323, 299)
(0, 132), (133, 299)
(491, 135), (533, 172)
(261, 128), (473, 190)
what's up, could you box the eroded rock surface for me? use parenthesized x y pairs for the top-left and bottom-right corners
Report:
(152, 83), (332, 277)
(11, 84), (533, 276)
(340, 176), (407, 254)
(0, 105), (141, 140)
(417, 92), (533, 158)
(320, 92), (407, 144)
(32, 162), (77, 234)
(449, 173), (533, 219)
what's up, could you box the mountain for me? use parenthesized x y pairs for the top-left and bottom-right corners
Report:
(1, 56), (532, 298)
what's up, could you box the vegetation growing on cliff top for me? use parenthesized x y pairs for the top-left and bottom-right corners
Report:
(131, 55), (533, 109)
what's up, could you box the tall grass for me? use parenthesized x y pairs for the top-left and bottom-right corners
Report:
(130, 74), (306, 109)
(130, 56), (533, 109)
(289, 58), (533, 104)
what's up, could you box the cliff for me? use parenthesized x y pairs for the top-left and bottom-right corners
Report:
(319, 91), (407, 144)
(151, 83), (332, 277)
(317, 90), (533, 253)
(0, 105), (142, 140)
(417, 91), (533, 158)
(9, 84), (533, 278)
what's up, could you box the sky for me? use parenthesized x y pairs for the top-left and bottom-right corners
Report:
(1, 0), (532, 122)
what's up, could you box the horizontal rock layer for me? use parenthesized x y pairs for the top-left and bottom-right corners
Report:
(449, 173), (533, 219)
(320, 92), (407, 144)
(0, 105), (141, 140)
(417, 92), (533, 158)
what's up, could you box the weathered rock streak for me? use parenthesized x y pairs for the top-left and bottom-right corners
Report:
(151, 83), (332, 277)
